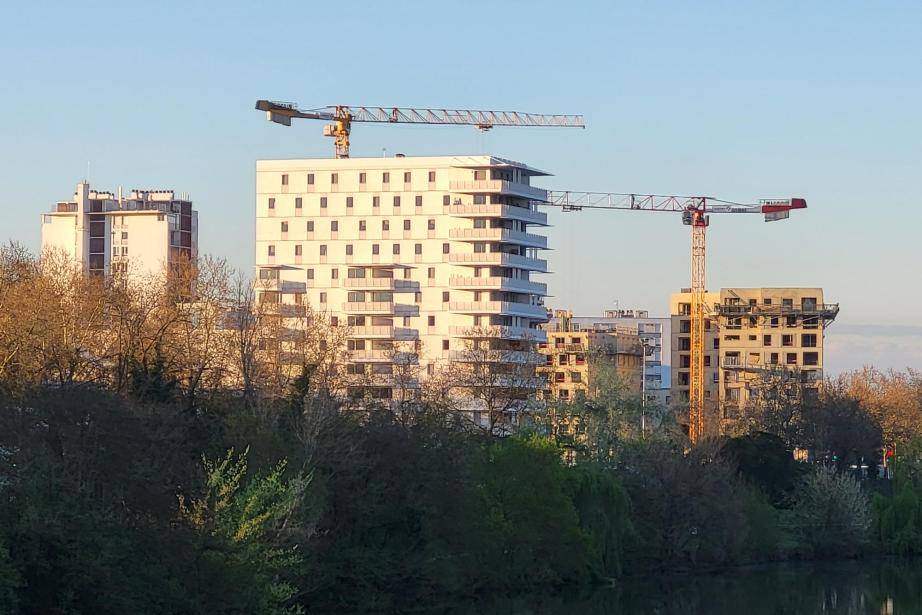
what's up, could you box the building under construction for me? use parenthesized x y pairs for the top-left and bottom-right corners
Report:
(671, 288), (839, 436)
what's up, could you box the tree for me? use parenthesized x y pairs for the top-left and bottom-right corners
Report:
(787, 467), (871, 557)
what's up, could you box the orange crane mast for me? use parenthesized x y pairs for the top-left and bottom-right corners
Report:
(543, 192), (807, 442)
(256, 100), (585, 159)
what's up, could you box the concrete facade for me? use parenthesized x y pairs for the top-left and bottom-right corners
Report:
(255, 155), (550, 400)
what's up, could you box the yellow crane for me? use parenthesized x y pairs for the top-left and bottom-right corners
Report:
(544, 192), (807, 442)
(255, 100), (585, 159)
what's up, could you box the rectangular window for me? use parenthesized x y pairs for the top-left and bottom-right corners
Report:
(319, 292), (327, 304)
(281, 221), (288, 232)
(442, 291), (449, 302)
(393, 244), (400, 255)
(268, 198), (275, 209)
(404, 171), (411, 183)
(763, 335), (772, 346)
(346, 245), (353, 255)
(382, 220), (390, 230)
(473, 195), (486, 205)
(415, 243), (422, 255)
(428, 315), (435, 326)
(803, 351), (819, 366)
(786, 352), (797, 365)
(307, 221), (314, 232)
(415, 195), (423, 207)
(442, 243), (450, 254)
(307, 173), (314, 185)
(295, 197), (302, 209)
(474, 170), (486, 180)
(346, 196), (353, 208)
(372, 244), (380, 255)
(320, 245), (327, 256)
(359, 220), (367, 231)
(359, 172), (366, 184)
(770, 352), (778, 364)
(373, 196), (380, 208)
(383, 172), (390, 184)
(320, 197), (328, 209)
(281, 174), (288, 185)
(268, 245), (275, 256)
(428, 171), (436, 182)
(782, 334), (793, 346)
(332, 268), (339, 279)
(443, 194), (450, 206)
(428, 219), (435, 230)
(295, 244), (302, 256)
(801, 334), (817, 347)
(307, 269), (314, 279)
(121, 231), (128, 240)
(442, 340), (449, 350)
(403, 219), (411, 230)
(331, 220), (338, 231)
(331, 173), (338, 185)
(428, 267), (435, 279)
(393, 196), (401, 207)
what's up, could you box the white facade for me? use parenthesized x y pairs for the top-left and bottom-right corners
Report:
(255, 155), (551, 399)
(41, 182), (197, 280)
(556, 309), (672, 406)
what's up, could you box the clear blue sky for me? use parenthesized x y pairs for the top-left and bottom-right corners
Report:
(2, 1), (920, 372)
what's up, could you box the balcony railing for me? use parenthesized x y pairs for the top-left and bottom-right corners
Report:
(449, 275), (547, 295)
(449, 325), (547, 342)
(447, 301), (548, 319)
(343, 277), (418, 291)
(448, 227), (547, 248)
(447, 203), (548, 226)
(449, 179), (547, 201)
(449, 350), (546, 364)
(447, 252), (548, 271)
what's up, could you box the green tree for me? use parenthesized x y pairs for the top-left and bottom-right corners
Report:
(787, 467), (871, 557)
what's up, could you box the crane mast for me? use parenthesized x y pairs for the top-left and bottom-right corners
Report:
(544, 192), (806, 442)
(255, 100), (585, 158)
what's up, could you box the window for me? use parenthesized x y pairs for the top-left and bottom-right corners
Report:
(307, 173), (314, 185)
(786, 352), (797, 365)
(428, 171), (436, 182)
(763, 298), (772, 305)
(121, 231), (128, 240)
(295, 244), (302, 256)
(442, 243), (450, 254)
(415, 195), (423, 207)
(474, 170), (486, 180)
(331, 268), (339, 279)
(281, 174), (288, 185)
(428, 315), (435, 326)
(346, 244), (353, 255)
(393, 196), (401, 207)
(404, 172), (411, 183)
(443, 194), (450, 206)
(331, 220), (338, 232)
(347, 196), (354, 208)
(803, 351), (819, 366)
(403, 219), (411, 231)
(383, 172), (390, 184)
(770, 352), (778, 364)
(307, 221), (314, 232)
(415, 243), (422, 255)
(268, 198), (275, 209)
(442, 339), (449, 350)
(763, 335), (772, 346)
(372, 244), (380, 255)
(782, 334), (793, 347)
(473, 218), (486, 228)
(473, 243), (486, 253)
(414, 291), (422, 303)
(801, 334), (817, 347)
(393, 244), (400, 255)
(307, 268), (314, 279)
(331, 172), (338, 185)
(320, 245), (327, 256)
(267, 245), (275, 256)
(428, 267), (435, 279)
(373, 196), (380, 208)
(359, 220), (367, 231)
(295, 197), (302, 209)
(442, 291), (449, 302)
(382, 220), (390, 231)
(330, 316), (338, 326)
(320, 197), (328, 209)
(428, 219), (435, 230)
(786, 316), (797, 327)
(281, 221), (288, 232)
(359, 172), (366, 184)
(319, 292), (327, 304)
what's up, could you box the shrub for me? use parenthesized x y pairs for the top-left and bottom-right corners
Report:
(787, 466), (870, 557)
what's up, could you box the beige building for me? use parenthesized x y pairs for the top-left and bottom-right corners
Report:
(255, 155), (550, 401)
(41, 181), (197, 280)
(671, 288), (839, 435)
(538, 310), (644, 401)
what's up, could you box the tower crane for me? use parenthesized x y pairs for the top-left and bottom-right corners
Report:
(543, 192), (807, 442)
(255, 100), (585, 159)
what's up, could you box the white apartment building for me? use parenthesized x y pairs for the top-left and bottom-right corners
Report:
(255, 155), (550, 400)
(42, 181), (197, 280)
(549, 309), (672, 406)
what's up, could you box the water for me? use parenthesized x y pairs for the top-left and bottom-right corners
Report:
(466, 559), (922, 615)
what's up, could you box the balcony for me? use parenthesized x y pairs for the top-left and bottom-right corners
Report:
(447, 252), (548, 272)
(449, 275), (547, 295)
(448, 227), (547, 249)
(257, 279), (307, 294)
(449, 325), (547, 342)
(715, 303), (840, 321)
(447, 203), (548, 226)
(449, 179), (547, 201)
(346, 326), (420, 340)
(348, 349), (393, 362)
(449, 350), (546, 364)
(448, 301), (548, 320)
(343, 277), (418, 292)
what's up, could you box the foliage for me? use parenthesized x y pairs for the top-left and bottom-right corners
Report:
(873, 439), (922, 554)
(786, 466), (871, 558)
(722, 432), (803, 505)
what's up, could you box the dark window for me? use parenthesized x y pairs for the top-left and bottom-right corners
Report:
(428, 171), (436, 182)
(443, 194), (450, 206)
(267, 245), (275, 256)
(428, 316), (435, 326)
(331, 173), (338, 184)
(428, 267), (435, 279)
(373, 196), (380, 208)
(415, 243), (422, 254)
(347, 196), (354, 208)
(319, 245), (327, 256)
(359, 220), (367, 231)
(346, 245), (353, 255)
(331, 221), (338, 231)
(295, 244), (302, 256)
(393, 196), (401, 207)
(382, 172), (390, 183)
(359, 172), (366, 184)
(307, 173), (314, 185)
(442, 243), (450, 254)
(372, 244), (380, 255)
(281, 221), (288, 232)
(320, 197), (328, 208)
(403, 220), (411, 231)
(307, 221), (314, 232)
(442, 291), (449, 302)
(428, 219), (435, 230)
(415, 195), (423, 207)
(393, 244), (400, 255)
(295, 197), (302, 209)
(268, 198), (275, 209)
(763, 335), (772, 346)
(404, 172), (411, 182)
(382, 220), (389, 231)
(442, 339), (449, 350)
(281, 174), (288, 185)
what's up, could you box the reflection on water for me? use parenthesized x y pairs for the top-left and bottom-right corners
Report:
(466, 559), (922, 615)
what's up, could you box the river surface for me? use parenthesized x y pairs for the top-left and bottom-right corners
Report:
(463, 559), (922, 614)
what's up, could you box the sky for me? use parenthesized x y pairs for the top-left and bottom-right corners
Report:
(1, 1), (920, 373)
